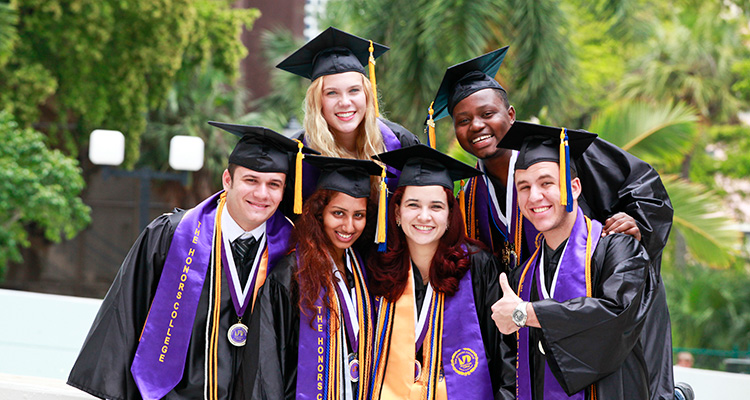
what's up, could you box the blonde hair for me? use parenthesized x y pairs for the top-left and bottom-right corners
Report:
(303, 73), (385, 160)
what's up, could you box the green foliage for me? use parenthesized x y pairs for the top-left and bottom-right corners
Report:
(0, 111), (91, 276)
(617, 2), (750, 123)
(690, 124), (750, 188)
(663, 174), (740, 269)
(0, 0), (256, 167)
(666, 259), (750, 350)
(140, 1), (260, 184)
(0, 1), (17, 66)
(588, 100), (697, 171)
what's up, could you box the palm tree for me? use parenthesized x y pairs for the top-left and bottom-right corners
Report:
(589, 100), (741, 268)
(617, 2), (750, 124)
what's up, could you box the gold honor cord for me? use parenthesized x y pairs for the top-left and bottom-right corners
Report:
(351, 255), (374, 400)
(208, 192), (227, 400)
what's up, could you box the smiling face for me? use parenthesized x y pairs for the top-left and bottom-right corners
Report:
(514, 161), (581, 248)
(452, 88), (515, 160)
(320, 71), (367, 143)
(222, 166), (286, 232)
(395, 185), (450, 250)
(322, 192), (368, 259)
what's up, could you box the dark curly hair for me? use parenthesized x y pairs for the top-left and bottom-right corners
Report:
(292, 189), (373, 319)
(367, 186), (481, 301)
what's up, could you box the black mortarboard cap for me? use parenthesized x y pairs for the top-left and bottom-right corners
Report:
(209, 121), (319, 174)
(372, 144), (483, 190)
(276, 26), (389, 81)
(303, 155), (394, 198)
(498, 121), (597, 212)
(430, 46), (509, 121)
(498, 121), (597, 171)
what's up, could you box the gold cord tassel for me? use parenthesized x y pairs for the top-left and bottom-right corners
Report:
(459, 179), (466, 227)
(427, 102), (436, 149)
(294, 140), (304, 214)
(368, 40), (379, 117)
(376, 165), (387, 245)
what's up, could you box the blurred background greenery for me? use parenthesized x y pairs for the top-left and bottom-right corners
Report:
(1, 0), (749, 370)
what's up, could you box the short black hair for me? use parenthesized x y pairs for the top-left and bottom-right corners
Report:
(492, 88), (510, 108)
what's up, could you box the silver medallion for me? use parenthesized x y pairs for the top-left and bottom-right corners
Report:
(227, 322), (248, 347)
(348, 352), (359, 382)
(414, 359), (422, 382)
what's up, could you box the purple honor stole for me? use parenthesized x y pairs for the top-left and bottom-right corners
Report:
(516, 207), (602, 400)
(441, 270), (494, 398)
(296, 249), (373, 400)
(131, 192), (221, 400)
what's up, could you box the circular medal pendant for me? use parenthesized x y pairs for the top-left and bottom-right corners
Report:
(538, 341), (546, 355)
(414, 360), (422, 382)
(348, 352), (359, 382)
(227, 322), (248, 347)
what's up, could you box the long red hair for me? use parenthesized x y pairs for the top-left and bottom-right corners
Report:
(367, 186), (481, 301)
(293, 189), (373, 318)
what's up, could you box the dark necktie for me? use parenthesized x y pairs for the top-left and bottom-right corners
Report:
(231, 236), (258, 288)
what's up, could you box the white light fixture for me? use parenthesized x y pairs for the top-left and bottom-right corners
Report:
(169, 135), (205, 171)
(89, 129), (125, 166)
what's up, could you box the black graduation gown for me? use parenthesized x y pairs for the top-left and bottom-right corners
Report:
(575, 138), (674, 400)
(513, 234), (656, 400)
(236, 252), (300, 399)
(68, 210), (250, 400)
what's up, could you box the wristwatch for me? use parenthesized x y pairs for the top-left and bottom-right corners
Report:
(512, 301), (529, 328)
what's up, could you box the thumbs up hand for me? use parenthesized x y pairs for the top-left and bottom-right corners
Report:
(491, 273), (524, 335)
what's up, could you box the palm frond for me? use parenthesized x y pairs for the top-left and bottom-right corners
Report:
(663, 174), (741, 269)
(588, 100), (697, 169)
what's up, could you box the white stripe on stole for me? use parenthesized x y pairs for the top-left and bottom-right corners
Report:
(479, 150), (519, 228)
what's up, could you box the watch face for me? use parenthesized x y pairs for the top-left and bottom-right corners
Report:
(512, 309), (524, 324)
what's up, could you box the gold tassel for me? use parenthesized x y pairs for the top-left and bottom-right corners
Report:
(559, 129), (567, 207)
(459, 179), (466, 227)
(376, 165), (387, 245)
(294, 140), (304, 214)
(427, 102), (436, 149)
(368, 40), (379, 117)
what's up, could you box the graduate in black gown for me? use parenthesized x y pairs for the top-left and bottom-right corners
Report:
(67, 123), (317, 400)
(237, 156), (389, 399)
(367, 144), (515, 400)
(431, 48), (674, 400)
(276, 27), (419, 199)
(491, 125), (658, 400)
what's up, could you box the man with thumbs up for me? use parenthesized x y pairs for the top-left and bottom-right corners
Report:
(490, 124), (658, 400)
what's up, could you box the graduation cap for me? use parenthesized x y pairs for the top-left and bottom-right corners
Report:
(497, 121), (597, 212)
(373, 144), (483, 190)
(209, 121), (320, 214)
(429, 46), (509, 122)
(302, 155), (394, 198)
(276, 26), (389, 81)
